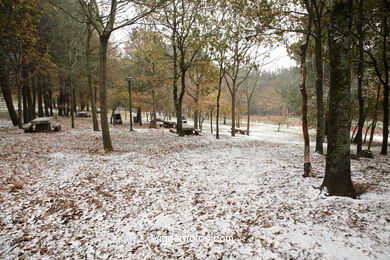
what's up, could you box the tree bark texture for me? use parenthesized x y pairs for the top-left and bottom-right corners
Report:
(322, 0), (356, 198)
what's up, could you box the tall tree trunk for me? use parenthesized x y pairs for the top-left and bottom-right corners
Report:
(37, 74), (44, 117)
(86, 24), (99, 131)
(137, 106), (142, 125)
(48, 89), (53, 116)
(216, 76), (222, 139)
(210, 108), (213, 134)
(99, 36), (113, 151)
(194, 108), (199, 129)
(300, 21), (312, 178)
(176, 50), (187, 137)
(356, 0), (365, 155)
(150, 82), (157, 128)
(43, 81), (50, 116)
(380, 16), (389, 155)
(231, 88), (236, 137)
(0, 67), (19, 126)
(247, 101), (250, 136)
(31, 69), (36, 119)
(22, 67), (31, 123)
(16, 72), (22, 128)
(314, 20), (325, 154)
(322, 0), (356, 198)
(70, 75), (75, 128)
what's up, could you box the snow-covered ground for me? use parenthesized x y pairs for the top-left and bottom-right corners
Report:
(0, 118), (389, 259)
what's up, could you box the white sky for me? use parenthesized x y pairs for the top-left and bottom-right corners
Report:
(112, 28), (296, 72)
(263, 46), (297, 71)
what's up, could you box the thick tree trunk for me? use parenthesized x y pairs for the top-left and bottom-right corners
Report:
(322, 0), (356, 198)
(356, 0), (365, 155)
(0, 67), (19, 126)
(137, 106), (142, 125)
(194, 108), (199, 129)
(99, 36), (113, 151)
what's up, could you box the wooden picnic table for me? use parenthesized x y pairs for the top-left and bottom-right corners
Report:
(76, 111), (91, 117)
(182, 126), (201, 135)
(23, 117), (61, 132)
(232, 128), (249, 135)
(31, 117), (53, 132)
(163, 121), (176, 128)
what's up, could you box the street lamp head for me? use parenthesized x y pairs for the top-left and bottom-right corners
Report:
(126, 77), (133, 82)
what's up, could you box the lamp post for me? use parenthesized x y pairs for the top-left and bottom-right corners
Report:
(126, 77), (134, 131)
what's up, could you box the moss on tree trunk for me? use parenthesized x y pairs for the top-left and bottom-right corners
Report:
(322, 0), (356, 198)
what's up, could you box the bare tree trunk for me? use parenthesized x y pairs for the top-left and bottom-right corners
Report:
(210, 108), (213, 134)
(99, 36), (113, 151)
(137, 106), (142, 125)
(247, 101), (250, 136)
(356, 0), (365, 155)
(231, 89), (236, 137)
(37, 74), (44, 117)
(16, 72), (22, 128)
(300, 20), (312, 178)
(380, 14), (389, 155)
(150, 82), (157, 128)
(70, 74), (75, 128)
(322, 0), (356, 198)
(86, 24), (99, 131)
(216, 78), (222, 139)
